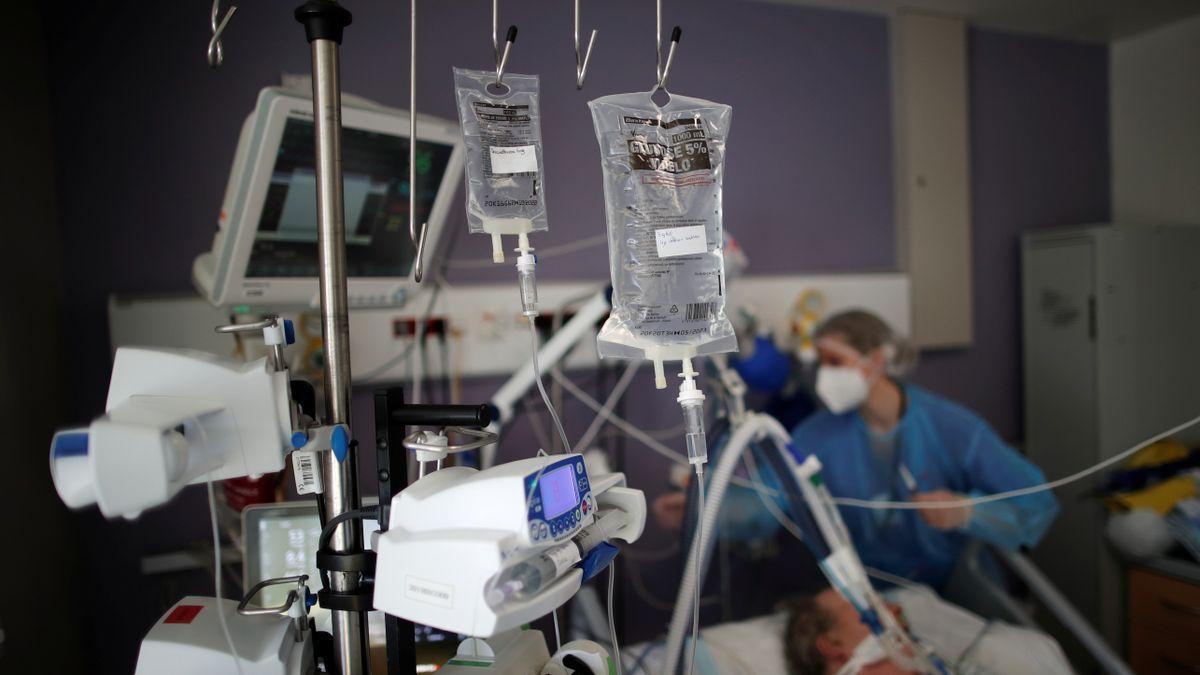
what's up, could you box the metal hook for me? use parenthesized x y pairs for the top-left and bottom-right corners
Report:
(410, 0), (428, 283)
(207, 0), (238, 68)
(492, 0), (518, 86)
(574, 0), (598, 89)
(655, 0), (681, 91)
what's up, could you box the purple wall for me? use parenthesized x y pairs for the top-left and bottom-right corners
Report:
(45, 0), (893, 421)
(37, 2), (1107, 670)
(912, 29), (1110, 440)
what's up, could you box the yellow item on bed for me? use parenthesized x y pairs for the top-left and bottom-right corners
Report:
(1108, 475), (1197, 515)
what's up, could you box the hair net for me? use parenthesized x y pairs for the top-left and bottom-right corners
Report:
(813, 309), (917, 377)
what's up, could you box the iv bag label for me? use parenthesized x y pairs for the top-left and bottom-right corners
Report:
(455, 70), (549, 235)
(489, 145), (538, 175)
(405, 575), (454, 609)
(655, 225), (708, 258)
(292, 450), (323, 495)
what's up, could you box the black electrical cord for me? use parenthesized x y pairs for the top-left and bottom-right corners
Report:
(317, 506), (380, 589)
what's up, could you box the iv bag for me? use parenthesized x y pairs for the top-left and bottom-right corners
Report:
(453, 68), (548, 262)
(589, 90), (737, 386)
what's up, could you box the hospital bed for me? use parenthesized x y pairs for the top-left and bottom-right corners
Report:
(616, 540), (1124, 675)
(943, 540), (1132, 675)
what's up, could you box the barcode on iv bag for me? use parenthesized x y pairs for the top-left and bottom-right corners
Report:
(292, 450), (324, 495)
(684, 302), (717, 322)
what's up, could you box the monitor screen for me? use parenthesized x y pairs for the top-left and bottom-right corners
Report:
(246, 117), (455, 279)
(249, 506), (459, 672)
(539, 465), (580, 520)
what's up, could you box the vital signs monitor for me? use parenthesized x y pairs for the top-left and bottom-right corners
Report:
(193, 87), (465, 308)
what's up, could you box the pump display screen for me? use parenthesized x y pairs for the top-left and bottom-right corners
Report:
(539, 465), (580, 520)
(245, 117), (455, 279)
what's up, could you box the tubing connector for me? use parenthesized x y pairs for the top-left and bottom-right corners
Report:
(491, 233), (505, 263)
(515, 233), (538, 318)
(677, 357), (707, 469)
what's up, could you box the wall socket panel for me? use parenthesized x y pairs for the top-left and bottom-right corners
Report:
(109, 273), (909, 385)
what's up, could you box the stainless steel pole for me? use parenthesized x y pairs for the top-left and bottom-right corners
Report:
(295, 3), (366, 673)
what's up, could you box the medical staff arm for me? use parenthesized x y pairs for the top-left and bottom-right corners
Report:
(960, 427), (1059, 549)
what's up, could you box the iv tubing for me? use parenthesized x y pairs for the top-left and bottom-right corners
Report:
(662, 412), (790, 674)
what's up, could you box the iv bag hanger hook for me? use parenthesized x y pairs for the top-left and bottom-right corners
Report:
(493, 0), (518, 86)
(655, 0), (682, 91)
(410, 0), (428, 282)
(574, 0), (598, 89)
(207, 0), (238, 67)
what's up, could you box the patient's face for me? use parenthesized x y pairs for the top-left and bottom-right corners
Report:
(815, 589), (918, 675)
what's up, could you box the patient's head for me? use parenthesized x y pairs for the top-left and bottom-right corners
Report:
(783, 588), (916, 675)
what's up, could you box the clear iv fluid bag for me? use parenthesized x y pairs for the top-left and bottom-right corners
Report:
(589, 90), (737, 368)
(453, 68), (548, 261)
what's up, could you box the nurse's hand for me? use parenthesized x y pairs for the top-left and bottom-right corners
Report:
(911, 491), (973, 530)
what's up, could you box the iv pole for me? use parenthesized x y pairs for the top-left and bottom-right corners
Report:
(294, 2), (370, 673)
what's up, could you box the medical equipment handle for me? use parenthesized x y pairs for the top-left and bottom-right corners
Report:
(404, 427), (498, 455)
(392, 403), (493, 428)
(238, 575), (308, 616)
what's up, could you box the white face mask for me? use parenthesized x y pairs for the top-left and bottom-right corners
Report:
(816, 365), (870, 414)
(833, 634), (888, 675)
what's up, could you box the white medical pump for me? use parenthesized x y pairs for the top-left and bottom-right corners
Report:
(374, 450), (646, 673)
(49, 318), (298, 520)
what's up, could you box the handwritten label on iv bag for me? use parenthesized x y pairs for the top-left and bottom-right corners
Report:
(655, 225), (708, 258)
(489, 145), (538, 175)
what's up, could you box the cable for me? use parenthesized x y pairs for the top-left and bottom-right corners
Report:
(446, 234), (608, 269)
(207, 479), (245, 675)
(550, 287), (605, 430)
(319, 506), (379, 552)
(357, 280), (444, 381)
(577, 361), (641, 453)
(742, 447), (808, 542)
(529, 322), (572, 453)
(597, 421), (687, 442)
(687, 474), (704, 675)
(831, 410), (1200, 511)
(317, 506), (378, 589)
(550, 368), (778, 495)
(551, 368), (687, 465)
(608, 564), (625, 675)
(521, 390), (556, 452)
(552, 606), (562, 652)
(864, 566), (935, 595)
(560, 370), (1199, 519)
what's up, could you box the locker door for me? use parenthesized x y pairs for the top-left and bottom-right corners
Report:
(1022, 236), (1100, 665)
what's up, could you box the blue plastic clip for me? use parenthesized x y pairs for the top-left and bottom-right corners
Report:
(332, 425), (349, 462)
(577, 541), (619, 582)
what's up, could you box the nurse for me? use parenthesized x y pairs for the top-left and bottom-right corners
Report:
(793, 310), (1058, 588)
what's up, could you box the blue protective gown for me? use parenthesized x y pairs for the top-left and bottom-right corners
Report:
(785, 384), (1059, 589)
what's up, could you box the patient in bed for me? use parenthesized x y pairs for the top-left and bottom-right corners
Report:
(623, 585), (1073, 674)
(783, 586), (1073, 674)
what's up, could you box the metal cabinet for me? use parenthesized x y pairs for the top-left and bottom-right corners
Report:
(1022, 224), (1200, 659)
